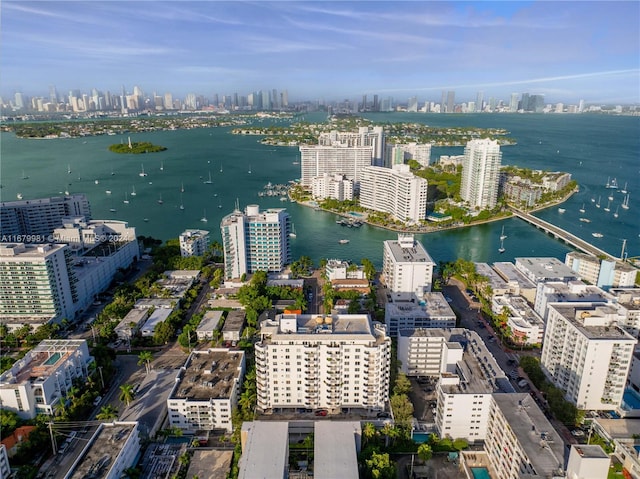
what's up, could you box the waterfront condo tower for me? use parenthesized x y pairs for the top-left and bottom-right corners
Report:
(220, 204), (291, 280)
(460, 139), (502, 210)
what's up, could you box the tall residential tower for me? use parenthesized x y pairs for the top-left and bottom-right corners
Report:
(460, 139), (502, 210)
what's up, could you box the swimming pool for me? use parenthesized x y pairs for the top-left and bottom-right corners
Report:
(43, 352), (62, 366)
(471, 467), (492, 479)
(411, 432), (429, 443)
(348, 212), (364, 217)
(622, 389), (640, 410)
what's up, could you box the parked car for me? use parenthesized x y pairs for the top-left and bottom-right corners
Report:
(376, 412), (390, 419)
(571, 429), (585, 437)
(314, 409), (328, 417)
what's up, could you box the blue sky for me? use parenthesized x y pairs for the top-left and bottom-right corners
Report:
(2, 1), (639, 104)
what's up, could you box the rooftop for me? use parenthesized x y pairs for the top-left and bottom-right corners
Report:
(314, 421), (360, 479)
(239, 421), (288, 479)
(570, 444), (609, 459)
(492, 393), (565, 477)
(171, 349), (244, 401)
(475, 263), (509, 291)
(492, 262), (537, 289)
(550, 303), (635, 340)
(222, 310), (245, 333)
(384, 235), (433, 264)
(541, 280), (613, 303)
(186, 449), (233, 479)
(197, 310), (224, 332)
(386, 293), (455, 319)
(67, 422), (138, 479)
(515, 257), (577, 281)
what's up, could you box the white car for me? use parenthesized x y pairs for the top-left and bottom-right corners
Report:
(571, 429), (585, 437)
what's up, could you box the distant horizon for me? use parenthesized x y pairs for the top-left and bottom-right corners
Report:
(2, 1), (639, 105)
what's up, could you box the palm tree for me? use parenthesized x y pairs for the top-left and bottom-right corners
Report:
(138, 351), (153, 374)
(119, 384), (135, 406)
(417, 443), (433, 463)
(96, 404), (119, 421)
(363, 422), (377, 446)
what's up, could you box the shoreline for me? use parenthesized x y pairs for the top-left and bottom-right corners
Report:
(292, 188), (578, 236)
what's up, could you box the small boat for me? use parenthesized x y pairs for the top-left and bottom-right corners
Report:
(579, 203), (585, 213)
(181, 182), (185, 193)
(610, 178), (619, 189)
(143, 218), (149, 222)
(16, 193), (23, 200)
(179, 193), (184, 210)
(339, 239), (349, 244)
(200, 209), (208, 222)
(94, 179), (99, 185)
(139, 164), (148, 177)
(67, 164), (72, 174)
(160, 161), (164, 171)
(558, 208), (566, 213)
(21, 170), (29, 180)
(613, 206), (619, 218)
(218, 199), (222, 209)
(595, 196), (601, 208)
(592, 232), (603, 238)
(289, 224), (297, 238)
(622, 194), (630, 210)
(64, 190), (70, 196)
(220, 164), (223, 173)
(109, 207), (117, 213)
(157, 194), (163, 205)
(248, 165), (252, 174)
(621, 182), (628, 194)
(579, 218), (591, 223)
(123, 193), (129, 204)
(603, 200), (610, 212)
(590, 197), (596, 203)
(111, 167), (115, 176)
(500, 225), (507, 241)
(498, 237), (505, 254)
(105, 190), (112, 195)
(130, 185), (136, 197)
(203, 171), (213, 184)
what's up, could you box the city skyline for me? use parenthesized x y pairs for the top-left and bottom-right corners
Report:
(2, 1), (639, 104)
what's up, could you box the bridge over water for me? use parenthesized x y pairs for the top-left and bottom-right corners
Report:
(510, 208), (617, 260)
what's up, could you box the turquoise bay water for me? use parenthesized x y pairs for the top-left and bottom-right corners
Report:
(1, 113), (638, 268)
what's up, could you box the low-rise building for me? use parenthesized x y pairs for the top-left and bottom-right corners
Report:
(155, 270), (200, 299)
(491, 295), (545, 345)
(492, 261), (538, 303)
(222, 310), (246, 343)
(0, 340), (93, 419)
(196, 310), (224, 341)
(330, 278), (370, 295)
(534, 280), (613, 320)
(179, 229), (210, 257)
(239, 422), (289, 479)
(385, 293), (456, 337)
(115, 308), (149, 341)
(63, 422), (140, 479)
(515, 257), (578, 284)
(325, 259), (366, 281)
(474, 263), (510, 298)
(565, 252), (637, 289)
(566, 445), (611, 479)
(140, 307), (173, 337)
(167, 349), (245, 433)
(609, 288), (640, 339)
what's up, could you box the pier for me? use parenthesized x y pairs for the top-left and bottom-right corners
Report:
(510, 208), (617, 260)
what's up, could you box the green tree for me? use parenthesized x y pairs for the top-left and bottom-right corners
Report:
(153, 320), (175, 345)
(364, 451), (395, 479)
(0, 409), (21, 439)
(361, 258), (376, 281)
(417, 443), (432, 462)
(393, 373), (412, 396)
(362, 422), (377, 447)
(119, 384), (135, 406)
(96, 405), (119, 421)
(389, 394), (414, 433)
(137, 351), (153, 374)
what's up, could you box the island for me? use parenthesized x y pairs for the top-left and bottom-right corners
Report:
(108, 140), (167, 154)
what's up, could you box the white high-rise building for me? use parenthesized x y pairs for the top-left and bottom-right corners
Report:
(317, 127), (385, 165)
(299, 145), (373, 187)
(1, 194), (92, 237)
(0, 340), (93, 419)
(255, 314), (391, 413)
(311, 173), (354, 201)
(540, 303), (635, 410)
(460, 139), (502, 209)
(220, 204), (291, 280)
(179, 229), (210, 257)
(382, 234), (434, 296)
(360, 165), (427, 224)
(0, 243), (78, 329)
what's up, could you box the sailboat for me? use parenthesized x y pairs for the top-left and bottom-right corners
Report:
(200, 209), (208, 222)
(181, 182), (185, 193)
(157, 193), (163, 205)
(614, 206), (619, 218)
(203, 171), (213, 184)
(21, 170), (29, 180)
(498, 237), (506, 254)
(500, 225), (507, 241)
(621, 182), (628, 194)
(604, 200), (611, 212)
(160, 161), (164, 171)
(608, 192), (614, 201)
(579, 203), (585, 213)
(179, 193), (185, 210)
(123, 192), (129, 204)
(289, 224), (297, 238)
(248, 165), (252, 174)
(139, 164), (148, 177)
(218, 197), (222, 209)
(111, 167), (115, 176)
(621, 194), (630, 210)
(595, 196), (601, 208)
(109, 200), (117, 213)
(67, 164), (72, 174)
(219, 164), (223, 173)
(130, 185), (136, 197)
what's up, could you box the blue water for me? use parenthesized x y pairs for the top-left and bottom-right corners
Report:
(622, 389), (640, 409)
(412, 432), (429, 443)
(43, 352), (61, 365)
(1, 113), (638, 267)
(471, 467), (492, 479)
